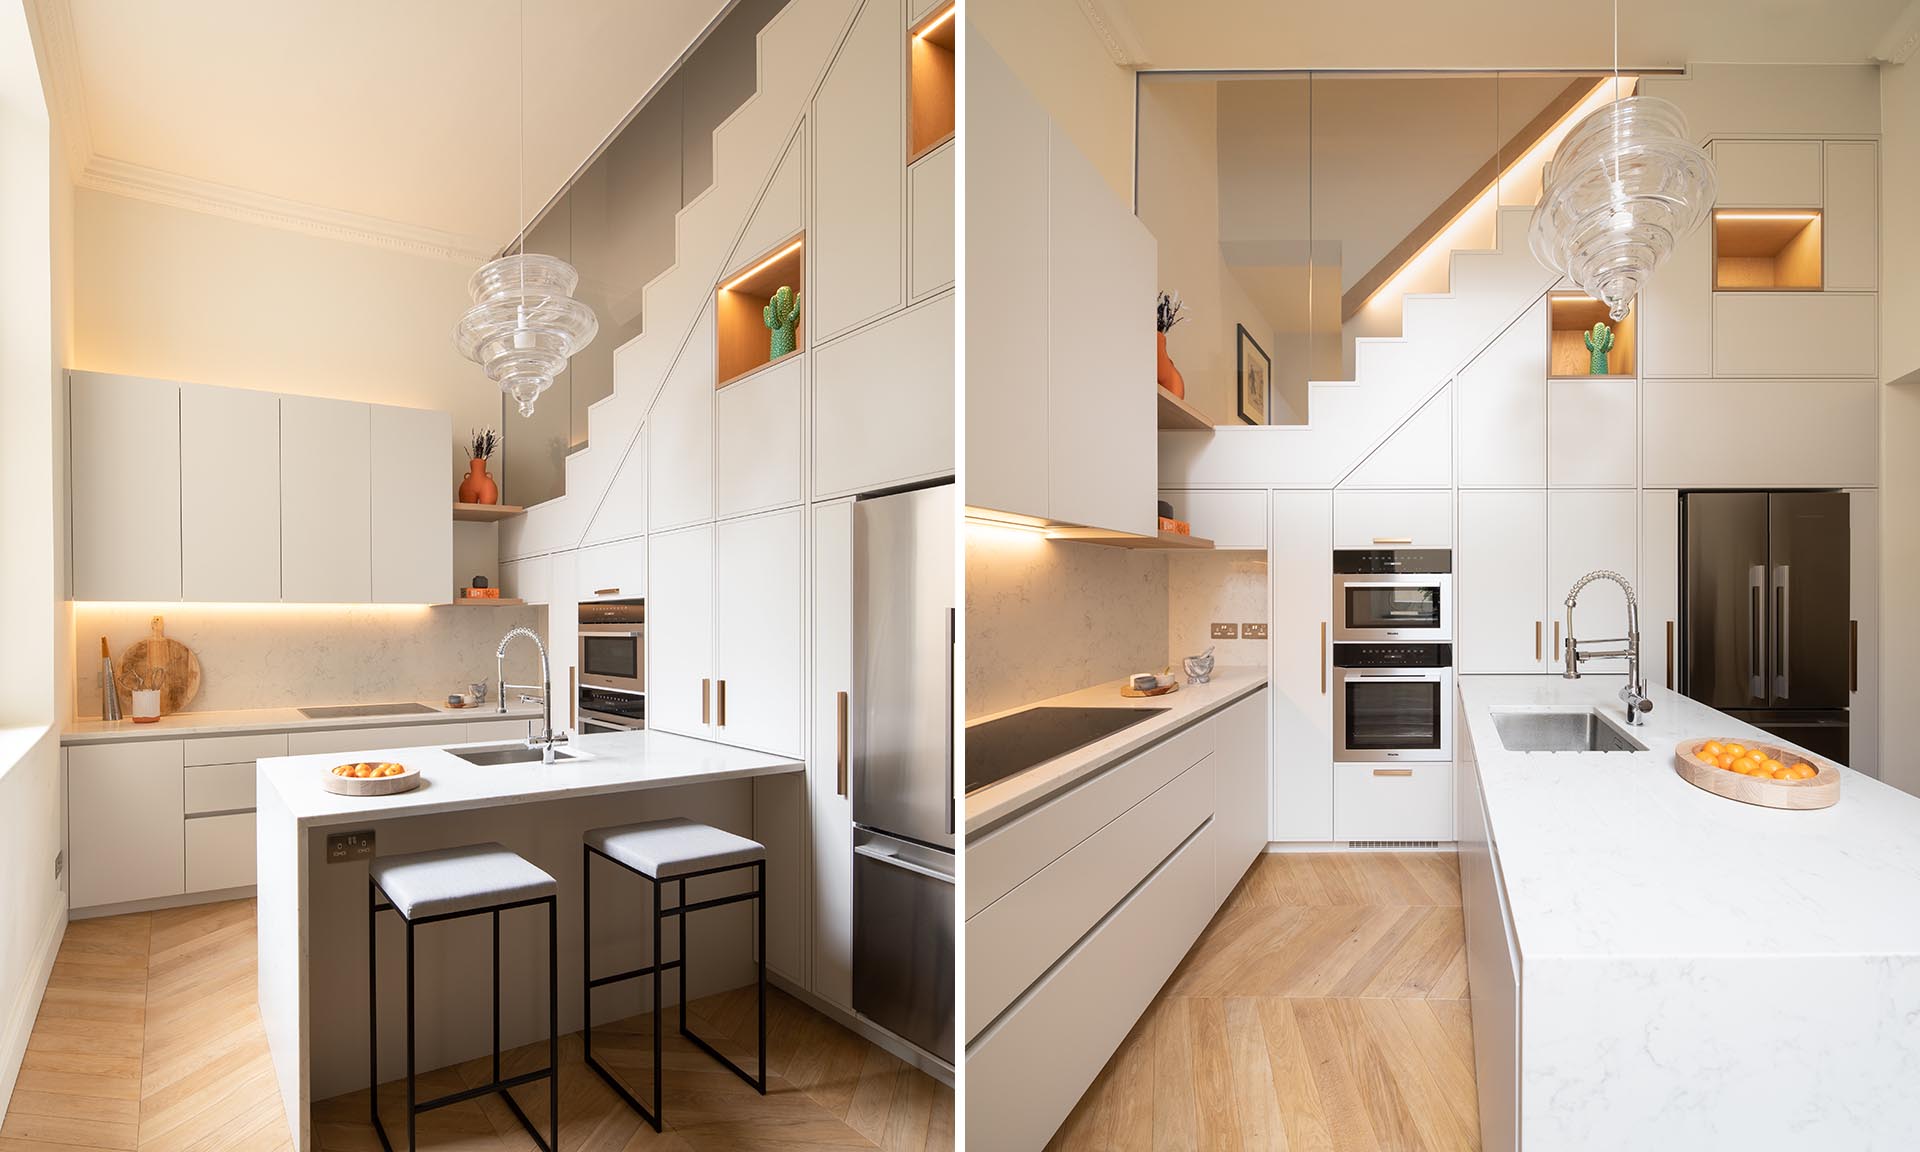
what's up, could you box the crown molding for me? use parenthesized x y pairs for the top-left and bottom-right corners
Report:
(1873, 0), (1920, 63)
(22, 0), (94, 178)
(1073, 0), (1150, 68)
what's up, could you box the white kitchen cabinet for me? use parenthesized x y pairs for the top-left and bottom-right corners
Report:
(583, 422), (648, 546)
(1343, 385), (1454, 489)
(545, 549), (580, 733)
(809, 499), (856, 1011)
(1643, 377), (1878, 489)
(1269, 491), (1333, 841)
(184, 762), (257, 815)
(1458, 490), (1547, 674)
(1332, 489), (1453, 548)
(1546, 489), (1638, 675)
(70, 371), (183, 602)
(647, 524), (716, 739)
(1824, 142), (1877, 292)
(184, 731), (286, 767)
(1642, 490), (1682, 692)
(370, 404), (452, 604)
(811, 0), (904, 342)
(180, 383), (279, 602)
(285, 724), (467, 757)
(1158, 489), (1267, 550)
(1334, 762), (1453, 842)
(575, 537), (646, 602)
(1712, 140), (1825, 207)
(813, 293), (954, 500)
(69, 740), (185, 908)
(1548, 377), (1636, 488)
(281, 395), (371, 603)
(1457, 298), (1548, 487)
(1213, 688), (1270, 902)
(648, 305), (715, 533)
(714, 508), (804, 757)
(909, 142), (955, 300)
(1639, 213), (1713, 378)
(716, 354), (803, 518)
(1849, 488), (1879, 777)
(1714, 293), (1876, 378)
(186, 812), (256, 892)
(1456, 735), (1519, 1152)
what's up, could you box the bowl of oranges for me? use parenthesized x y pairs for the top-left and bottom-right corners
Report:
(321, 760), (421, 797)
(1674, 738), (1838, 810)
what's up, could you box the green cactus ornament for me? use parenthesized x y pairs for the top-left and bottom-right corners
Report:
(1584, 321), (1615, 375)
(764, 285), (801, 360)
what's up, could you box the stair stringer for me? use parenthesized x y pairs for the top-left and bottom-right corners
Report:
(1159, 205), (1560, 491)
(504, 0), (858, 560)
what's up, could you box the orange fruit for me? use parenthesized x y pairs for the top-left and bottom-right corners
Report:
(1731, 757), (1759, 775)
(1715, 754), (1734, 769)
(1700, 741), (1725, 758)
(1791, 763), (1816, 780)
(1725, 743), (1748, 759)
(1770, 768), (1793, 780)
(1761, 759), (1785, 776)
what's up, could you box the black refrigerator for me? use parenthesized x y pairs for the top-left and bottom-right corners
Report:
(1681, 491), (1851, 761)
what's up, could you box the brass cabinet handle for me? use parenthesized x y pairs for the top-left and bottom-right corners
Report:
(1553, 621), (1561, 658)
(1372, 537), (1413, 545)
(1665, 621), (1675, 690)
(701, 678), (711, 725)
(1373, 768), (1414, 777)
(593, 587), (620, 597)
(717, 679), (727, 727)
(1535, 621), (1542, 662)
(1319, 622), (1327, 694)
(836, 691), (849, 797)
(1849, 620), (1859, 693)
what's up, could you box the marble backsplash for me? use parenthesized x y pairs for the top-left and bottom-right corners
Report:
(1168, 551), (1270, 671)
(74, 603), (546, 717)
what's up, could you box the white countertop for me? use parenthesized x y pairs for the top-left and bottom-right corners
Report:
(62, 699), (544, 745)
(1460, 675), (1920, 959)
(259, 728), (802, 829)
(965, 667), (1268, 833)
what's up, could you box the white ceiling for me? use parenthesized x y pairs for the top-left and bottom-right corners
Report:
(1087, 0), (1913, 70)
(29, 0), (733, 259)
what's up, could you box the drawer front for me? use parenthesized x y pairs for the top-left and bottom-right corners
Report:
(185, 811), (256, 892)
(1334, 761), (1454, 842)
(967, 756), (1214, 1039)
(183, 732), (288, 767)
(462, 718), (534, 744)
(1334, 489), (1453, 548)
(184, 761), (256, 815)
(576, 536), (648, 602)
(966, 821), (1216, 1151)
(967, 717), (1215, 918)
(287, 724), (458, 757)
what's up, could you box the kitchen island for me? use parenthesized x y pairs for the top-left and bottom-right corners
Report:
(1457, 676), (1920, 1151)
(256, 729), (802, 1151)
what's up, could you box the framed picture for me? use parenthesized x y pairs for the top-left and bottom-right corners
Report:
(1235, 324), (1270, 426)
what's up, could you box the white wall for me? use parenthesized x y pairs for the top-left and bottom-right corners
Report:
(1880, 57), (1920, 797)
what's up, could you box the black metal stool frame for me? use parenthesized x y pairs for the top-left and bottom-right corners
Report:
(368, 878), (559, 1152)
(581, 843), (766, 1132)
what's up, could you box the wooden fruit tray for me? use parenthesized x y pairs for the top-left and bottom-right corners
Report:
(1120, 682), (1179, 699)
(1673, 739), (1839, 810)
(321, 762), (423, 797)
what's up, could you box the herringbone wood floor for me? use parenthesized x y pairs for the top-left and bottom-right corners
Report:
(1, 900), (951, 1152)
(1045, 852), (1479, 1152)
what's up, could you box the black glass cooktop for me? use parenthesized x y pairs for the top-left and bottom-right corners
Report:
(965, 706), (1168, 794)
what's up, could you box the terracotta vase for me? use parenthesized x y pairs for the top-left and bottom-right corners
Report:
(1156, 332), (1186, 399)
(459, 458), (499, 505)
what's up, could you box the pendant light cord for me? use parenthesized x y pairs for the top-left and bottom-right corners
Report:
(517, 0), (526, 310)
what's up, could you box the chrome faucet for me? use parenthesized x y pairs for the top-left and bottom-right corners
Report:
(496, 626), (567, 763)
(1562, 570), (1653, 725)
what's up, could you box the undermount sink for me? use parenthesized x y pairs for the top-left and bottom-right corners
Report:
(1491, 709), (1647, 753)
(448, 742), (585, 766)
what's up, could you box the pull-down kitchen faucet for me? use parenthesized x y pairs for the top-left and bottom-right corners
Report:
(1562, 570), (1653, 725)
(496, 626), (567, 763)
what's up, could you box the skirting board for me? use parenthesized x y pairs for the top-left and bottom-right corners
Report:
(767, 971), (954, 1087)
(69, 883), (254, 921)
(0, 901), (68, 1118)
(1263, 841), (1460, 854)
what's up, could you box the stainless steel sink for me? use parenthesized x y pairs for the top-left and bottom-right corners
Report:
(448, 742), (585, 766)
(1491, 709), (1647, 753)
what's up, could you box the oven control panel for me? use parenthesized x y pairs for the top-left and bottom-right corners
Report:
(1333, 548), (1452, 574)
(1333, 642), (1453, 668)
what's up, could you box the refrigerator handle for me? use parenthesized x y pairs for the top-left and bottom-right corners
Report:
(1773, 565), (1790, 700)
(1747, 566), (1764, 700)
(945, 607), (956, 836)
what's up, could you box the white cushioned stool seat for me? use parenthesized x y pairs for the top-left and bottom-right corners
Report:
(370, 842), (557, 920)
(585, 818), (766, 879)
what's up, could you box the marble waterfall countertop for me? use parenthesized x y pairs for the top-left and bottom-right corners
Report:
(259, 728), (802, 829)
(62, 700), (543, 744)
(965, 666), (1268, 832)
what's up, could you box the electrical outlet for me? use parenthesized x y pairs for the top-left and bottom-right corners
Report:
(1211, 623), (1239, 639)
(53, 850), (63, 879)
(326, 830), (376, 864)
(1241, 623), (1269, 640)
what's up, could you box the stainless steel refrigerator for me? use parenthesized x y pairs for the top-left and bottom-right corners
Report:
(1681, 491), (1851, 761)
(850, 482), (955, 1061)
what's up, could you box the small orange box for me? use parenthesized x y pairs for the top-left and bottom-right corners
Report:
(462, 587), (501, 599)
(1158, 516), (1191, 535)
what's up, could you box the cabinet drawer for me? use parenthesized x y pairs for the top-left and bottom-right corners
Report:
(183, 731), (287, 767)
(576, 537), (647, 602)
(968, 756), (1213, 1039)
(287, 725), (455, 757)
(1713, 292), (1875, 377)
(185, 762), (255, 815)
(1158, 489), (1267, 549)
(967, 717), (1215, 918)
(1333, 762), (1453, 842)
(1334, 489), (1453, 548)
(186, 812), (256, 892)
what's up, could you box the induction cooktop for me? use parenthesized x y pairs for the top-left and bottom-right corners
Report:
(965, 706), (1168, 794)
(296, 702), (438, 719)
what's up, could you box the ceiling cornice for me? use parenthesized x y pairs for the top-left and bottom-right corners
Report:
(23, 0), (93, 178)
(1873, 0), (1920, 62)
(1074, 0), (1150, 68)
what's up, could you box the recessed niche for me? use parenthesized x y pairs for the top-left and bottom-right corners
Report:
(1548, 293), (1636, 378)
(1714, 210), (1822, 291)
(716, 234), (804, 389)
(909, 4), (956, 163)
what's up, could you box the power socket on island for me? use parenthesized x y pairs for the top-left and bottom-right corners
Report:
(326, 830), (376, 864)
(1211, 623), (1239, 639)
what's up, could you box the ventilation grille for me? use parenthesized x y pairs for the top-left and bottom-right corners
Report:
(1347, 840), (1442, 850)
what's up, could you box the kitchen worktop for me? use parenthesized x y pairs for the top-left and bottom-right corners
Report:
(62, 699), (544, 744)
(965, 666), (1268, 832)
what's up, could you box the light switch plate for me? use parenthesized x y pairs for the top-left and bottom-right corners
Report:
(1241, 623), (1269, 640)
(1211, 623), (1239, 639)
(327, 830), (376, 863)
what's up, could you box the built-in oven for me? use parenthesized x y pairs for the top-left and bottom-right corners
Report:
(1333, 643), (1453, 763)
(577, 685), (645, 734)
(579, 600), (644, 694)
(1333, 549), (1452, 642)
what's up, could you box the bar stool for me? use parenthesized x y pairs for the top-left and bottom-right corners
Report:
(368, 842), (559, 1152)
(581, 817), (766, 1131)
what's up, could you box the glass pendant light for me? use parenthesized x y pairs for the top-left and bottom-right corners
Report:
(1527, 1), (1716, 320)
(452, 0), (596, 417)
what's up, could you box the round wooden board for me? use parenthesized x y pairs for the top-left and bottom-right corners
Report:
(115, 618), (201, 716)
(321, 763), (424, 797)
(1120, 682), (1179, 698)
(1673, 739), (1839, 810)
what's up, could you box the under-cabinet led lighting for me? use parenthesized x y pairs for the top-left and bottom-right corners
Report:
(912, 3), (956, 39)
(74, 602), (438, 615)
(720, 239), (804, 292)
(1714, 211), (1820, 221)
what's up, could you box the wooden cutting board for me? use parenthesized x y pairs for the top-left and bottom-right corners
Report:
(116, 616), (201, 716)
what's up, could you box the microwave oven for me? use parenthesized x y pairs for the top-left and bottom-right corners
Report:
(578, 600), (644, 694)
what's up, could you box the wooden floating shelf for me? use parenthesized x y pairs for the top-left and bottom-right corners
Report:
(1714, 210), (1822, 290)
(716, 234), (804, 390)
(441, 597), (526, 607)
(453, 502), (524, 523)
(1049, 528), (1216, 551)
(909, 4), (956, 163)
(1547, 293), (1636, 378)
(1157, 386), (1213, 431)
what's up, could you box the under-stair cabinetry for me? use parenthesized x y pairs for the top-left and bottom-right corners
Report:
(1457, 298), (1549, 488)
(811, 0), (904, 342)
(909, 142), (955, 299)
(582, 423), (648, 546)
(575, 536), (647, 602)
(716, 355), (804, 517)
(70, 372), (184, 602)
(1333, 490), (1452, 549)
(1458, 490), (1548, 675)
(647, 524), (716, 738)
(1269, 491), (1333, 841)
(648, 306), (717, 533)
(809, 499), (857, 1011)
(814, 293), (954, 499)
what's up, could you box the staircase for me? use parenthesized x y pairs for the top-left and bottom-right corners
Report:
(502, 0), (857, 560)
